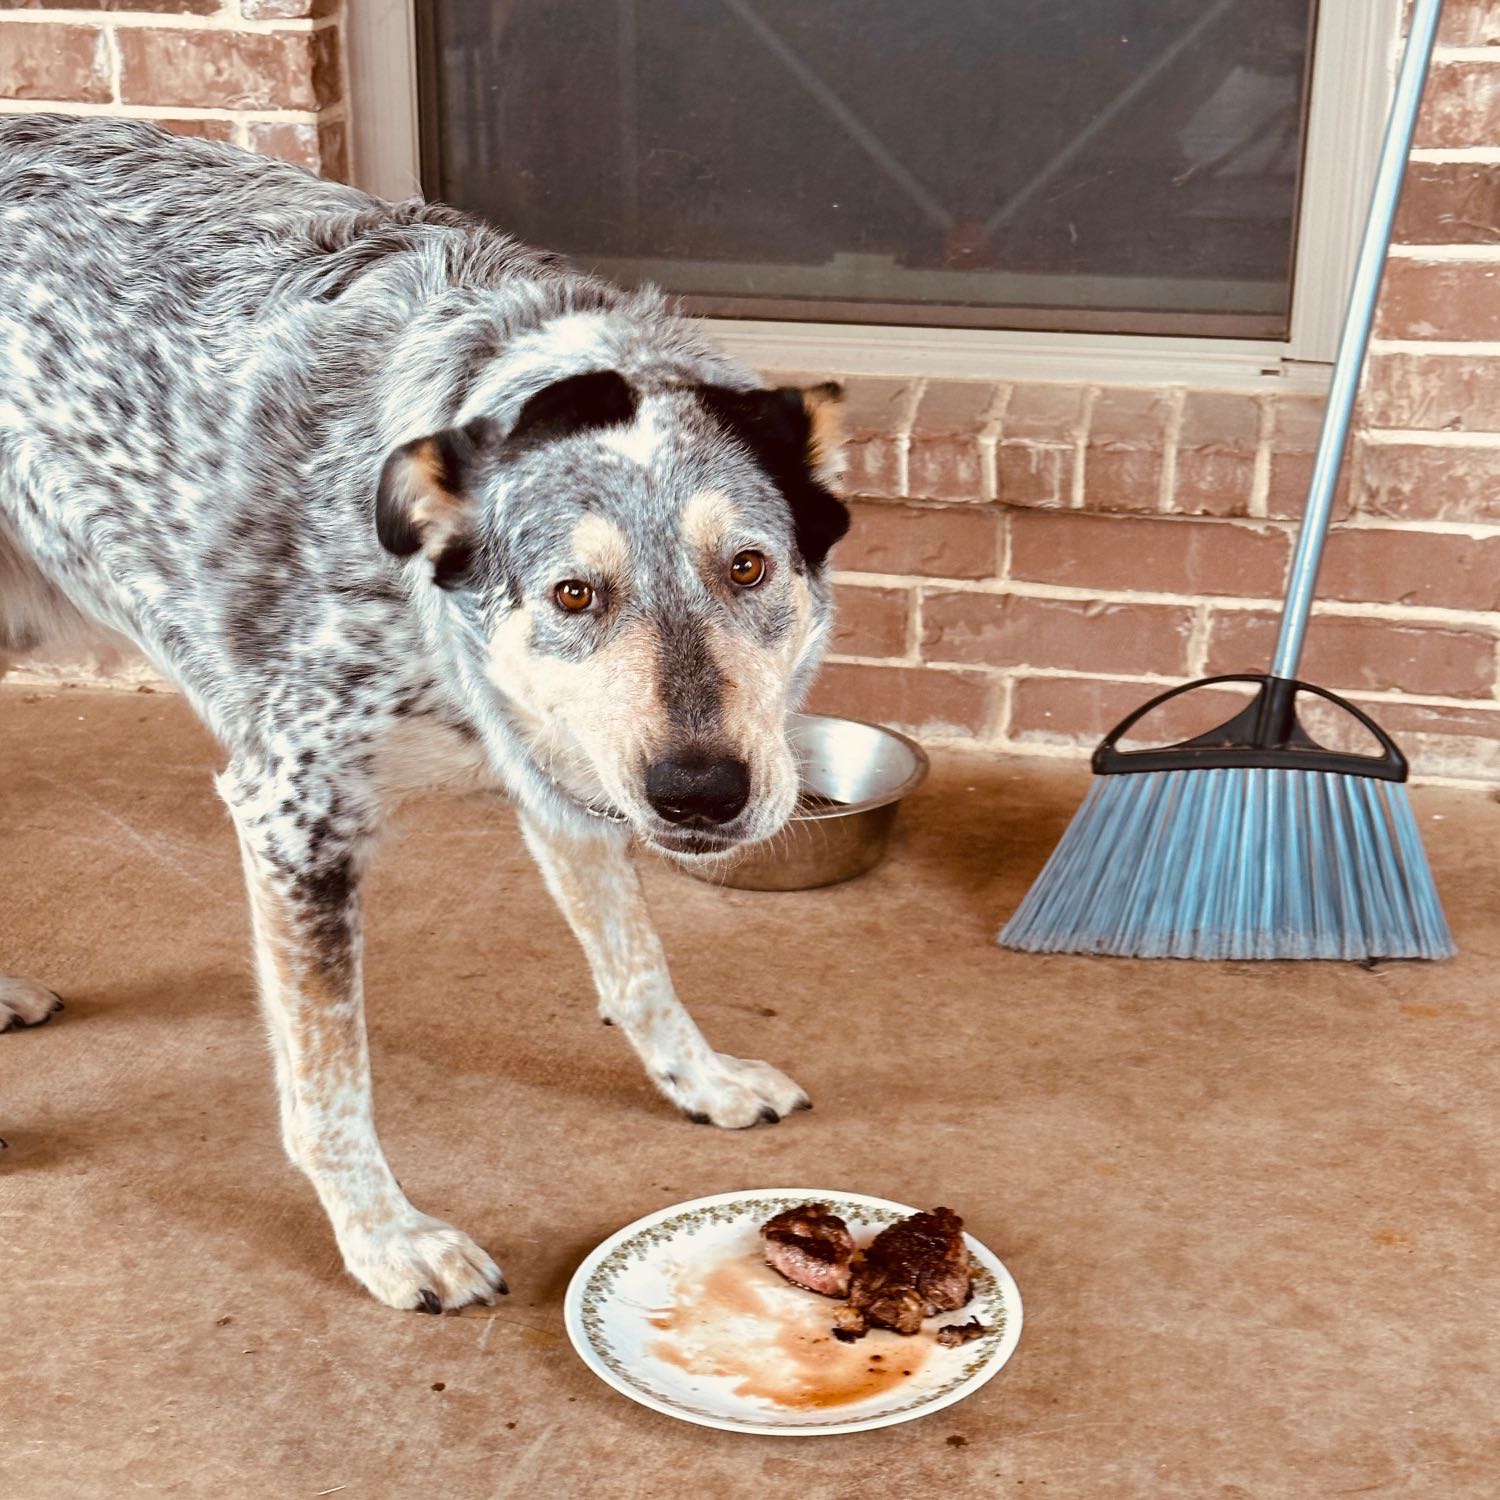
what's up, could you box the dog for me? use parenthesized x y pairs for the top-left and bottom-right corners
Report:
(0, 116), (849, 1312)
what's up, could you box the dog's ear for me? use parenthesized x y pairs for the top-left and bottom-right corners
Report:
(698, 382), (850, 569)
(504, 369), (637, 454)
(375, 417), (496, 588)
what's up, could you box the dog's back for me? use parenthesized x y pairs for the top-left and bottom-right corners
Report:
(0, 116), (588, 736)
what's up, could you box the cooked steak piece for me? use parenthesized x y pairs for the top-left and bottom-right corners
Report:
(845, 1208), (974, 1335)
(830, 1303), (868, 1343)
(761, 1203), (856, 1297)
(936, 1317), (988, 1348)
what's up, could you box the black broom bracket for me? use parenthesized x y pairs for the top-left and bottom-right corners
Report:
(1092, 674), (1408, 782)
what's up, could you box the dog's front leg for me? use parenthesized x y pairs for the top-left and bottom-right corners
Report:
(520, 812), (810, 1127)
(219, 763), (504, 1312)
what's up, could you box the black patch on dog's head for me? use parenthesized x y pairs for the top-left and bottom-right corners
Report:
(697, 384), (849, 569)
(504, 370), (638, 457)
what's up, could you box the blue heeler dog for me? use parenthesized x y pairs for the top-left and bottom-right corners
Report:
(0, 116), (848, 1312)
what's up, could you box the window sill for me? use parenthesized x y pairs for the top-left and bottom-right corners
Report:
(707, 319), (1333, 392)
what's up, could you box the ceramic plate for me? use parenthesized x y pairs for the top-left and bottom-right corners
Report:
(563, 1188), (1022, 1436)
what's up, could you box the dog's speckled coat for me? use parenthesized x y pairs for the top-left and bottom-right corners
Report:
(0, 116), (848, 1311)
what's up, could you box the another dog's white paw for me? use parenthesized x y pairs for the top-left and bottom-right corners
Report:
(662, 1052), (812, 1129)
(339, 1212), (506, 1313)
(0, 977), (63, 1032)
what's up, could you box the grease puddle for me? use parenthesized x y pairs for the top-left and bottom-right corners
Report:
(647, 1251), (933, 1410)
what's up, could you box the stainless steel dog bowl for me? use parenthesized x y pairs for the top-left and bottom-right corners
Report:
(688, 714), (929, 891)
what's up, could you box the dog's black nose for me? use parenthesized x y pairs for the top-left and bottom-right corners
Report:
(645, 755), (750, 827)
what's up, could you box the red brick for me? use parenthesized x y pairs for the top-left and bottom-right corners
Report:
(1416, 61), (1500, 150)
(1008, 676), (1256, 750)
(912, 378), (996, 431)
(921, 592), (1195, 675)
(1406, 0), (1500, 46)
(1395, 162), (1500, 246)
(906, 435), (984, 502)
(116, 25), (340, 110)
(0, 2), (222, 11)
(1318, 526), (1500, 612)
(842, 436), (903, 498)
(246, 117), (347, 179)
(1008, 511), (1289, 599)
(0, 22), (109, 102)
(1001, 382), (1086, 440)
(1265, 393), (1352, 522)
(1081, 389), (1172, 513)
(1081, 447), (1164, 514)
(1172, 448), (1256, 517)
(839, 375), (918, 437)
(1363, 351), (1500, 433)
(834, 501), (1000, 580)
(151, 117), (235, 141)
(804, 662), (994, 738)
(1171, 391), (1262, 517)
(1434, 0), (1500, 45)
(996, 442), (1072, 508)
(1356, 698), (1500, 778)
(830, 584), (911, 658)
(1090, 387), (1173, 444)
(1358, 439), (1500, 523)
(833, 375), (918, 498)
(240, 0), (336, 15)
(1376, 260), (1500, 341)
(1204, 609), (1497, 698)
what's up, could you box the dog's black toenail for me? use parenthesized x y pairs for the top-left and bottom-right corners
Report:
(0, 1138), (7, 1150)
(684, 1110), (711, 1125)
(50, 996), (63, 1012)
(793, 1096), (812, 1112)
(756, 1105), (780, 1125)
(416, 1289), (441, 1314)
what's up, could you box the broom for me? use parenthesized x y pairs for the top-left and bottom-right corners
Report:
(1000, 0), (1455, 962)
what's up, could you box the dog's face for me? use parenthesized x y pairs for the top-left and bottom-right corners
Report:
(376, 369), (848, 856)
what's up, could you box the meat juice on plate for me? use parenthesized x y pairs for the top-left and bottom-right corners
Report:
(647, 1252), (934, 1410)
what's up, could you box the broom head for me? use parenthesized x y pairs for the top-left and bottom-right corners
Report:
(999, 675), (1455, 961)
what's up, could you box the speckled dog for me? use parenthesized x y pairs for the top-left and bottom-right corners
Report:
(0, 116), (848, 1312)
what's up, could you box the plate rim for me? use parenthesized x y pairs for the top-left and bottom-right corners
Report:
(563, 1186), (1024, 1437)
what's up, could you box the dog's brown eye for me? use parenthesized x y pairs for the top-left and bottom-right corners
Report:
(554, 580), (595, 612)
(729, 550), (767, 588)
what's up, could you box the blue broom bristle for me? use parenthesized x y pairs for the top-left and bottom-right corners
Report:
(998, 768), (1455, 961)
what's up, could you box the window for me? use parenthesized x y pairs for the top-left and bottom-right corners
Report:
(346, 0), (1399, 378)
(415, 1), (1315, 339)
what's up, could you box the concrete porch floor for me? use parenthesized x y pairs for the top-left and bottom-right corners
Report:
(2, 684), (1497, 1499)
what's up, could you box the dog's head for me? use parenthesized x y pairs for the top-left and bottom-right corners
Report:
(375, 358), (848, 857)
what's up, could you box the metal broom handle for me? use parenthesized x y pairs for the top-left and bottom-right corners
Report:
(1271, 0), (1443, 681)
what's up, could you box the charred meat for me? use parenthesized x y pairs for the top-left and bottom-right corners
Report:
(936, 1317), (988, 1348)
(761, 1203), (856, 1298)
(843, 1208), (974, 1336)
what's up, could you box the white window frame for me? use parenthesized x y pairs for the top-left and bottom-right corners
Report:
(347, 0), (1400, 391)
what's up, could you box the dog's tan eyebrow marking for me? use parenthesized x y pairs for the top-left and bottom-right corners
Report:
(682, 490), (736, 555)
(569, 513), (631, 578)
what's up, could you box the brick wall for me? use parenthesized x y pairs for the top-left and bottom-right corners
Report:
(6, 2), (1500, 784)
(0, 1), (346, 177)
(797, 1), (1500, 785)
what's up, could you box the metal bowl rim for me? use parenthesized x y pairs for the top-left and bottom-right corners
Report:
(787, 713), (930, 821)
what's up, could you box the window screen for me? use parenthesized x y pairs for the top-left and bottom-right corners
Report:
(417, 1), (1317, 337)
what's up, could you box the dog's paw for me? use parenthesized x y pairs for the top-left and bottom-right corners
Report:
(0, 977), (63, 1032)
(339, 1212), (506, 1312)
(663, 1052), (811, 1129)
